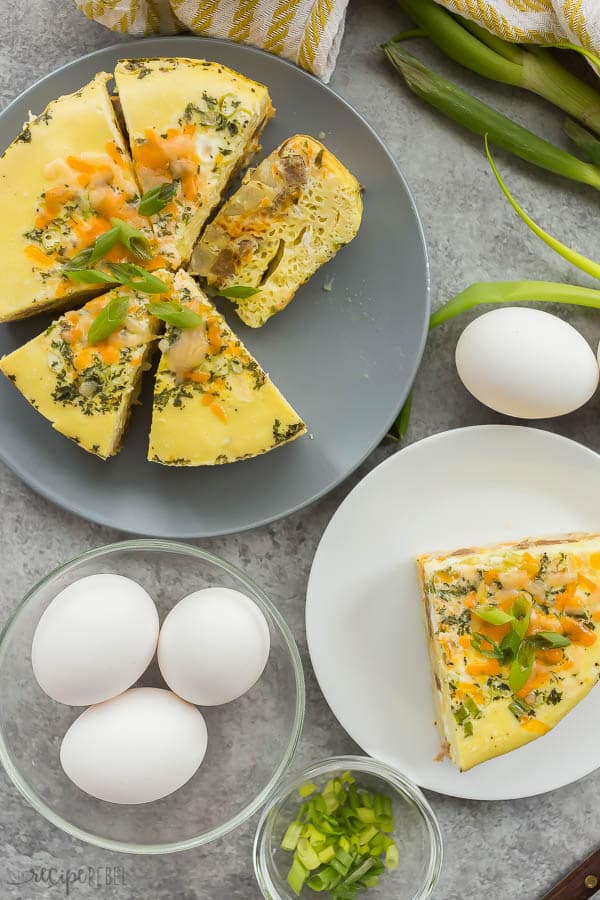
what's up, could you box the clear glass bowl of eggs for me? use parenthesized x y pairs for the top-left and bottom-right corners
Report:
(0, 540), (305, 852)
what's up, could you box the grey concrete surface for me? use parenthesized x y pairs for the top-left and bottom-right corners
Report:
(2, 1), (600, 898)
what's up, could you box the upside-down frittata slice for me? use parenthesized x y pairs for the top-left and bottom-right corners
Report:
(189, 135), (363, 328)
(0, 284), (161, 458)
(0, 73), (158, 322)
(417, 533), (600, 771)
(114, 58), (274, 269)
(148, 270), (305, 466)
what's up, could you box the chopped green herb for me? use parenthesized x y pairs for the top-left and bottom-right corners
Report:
(473, 605), (515, 625)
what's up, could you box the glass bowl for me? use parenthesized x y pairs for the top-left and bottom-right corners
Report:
(0, 539), (305, 854)
(253, 756), (442, 900)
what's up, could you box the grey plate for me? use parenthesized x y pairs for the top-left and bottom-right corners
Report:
(0, 37), (430, 538)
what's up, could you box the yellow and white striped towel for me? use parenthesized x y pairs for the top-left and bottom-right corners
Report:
(436, 1), (600, 55)
(74, 0), (349, 81)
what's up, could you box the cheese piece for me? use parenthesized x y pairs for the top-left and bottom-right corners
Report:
(114, 58), (274, 268)
(0, 285), (162, 458)
(149, 270), (305, 465)
(0, 73), (157, 322)
(189, 135), (363, 328)
(418, 533), (600, 771)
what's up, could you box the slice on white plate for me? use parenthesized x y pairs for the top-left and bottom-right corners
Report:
(306, 426), (600, 800)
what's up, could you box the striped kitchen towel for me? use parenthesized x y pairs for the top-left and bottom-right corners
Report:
(436, 0), (600, 56)
(74, 0), (349, 81)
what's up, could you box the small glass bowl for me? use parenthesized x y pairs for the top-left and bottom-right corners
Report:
(253, 756), (442, 900)
(0, 539), (305, 854)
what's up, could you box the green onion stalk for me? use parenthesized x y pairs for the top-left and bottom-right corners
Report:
(382, 41), (600, 191)
(396, 0), (600, 136)
(389, 138), (600, 439)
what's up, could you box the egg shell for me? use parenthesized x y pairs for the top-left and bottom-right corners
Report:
(455, 307), (599, 419)
(158, 587), (270, 706)
(32, 574), (159, 706)
(60, 688), (208, 804)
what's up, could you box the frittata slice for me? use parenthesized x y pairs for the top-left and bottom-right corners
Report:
(418, 533), (600, 772)
(189, 135), (363, 328)
(0, 73), (157, 322)
(114, 58), (274, 268)
(0, 285), (161, 458)
(148, 270), (306, 466)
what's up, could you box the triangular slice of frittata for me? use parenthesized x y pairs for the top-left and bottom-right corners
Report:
(114, 58), (274, 269)
(148, 270), (305, 466)
(0, 73), (158, 322)
(418, 533), (600, 771)
(190, 135), (363, 328)
(0, 284), (162, 458)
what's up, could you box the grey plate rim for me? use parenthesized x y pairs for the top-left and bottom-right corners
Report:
(0, 35), (430, 538)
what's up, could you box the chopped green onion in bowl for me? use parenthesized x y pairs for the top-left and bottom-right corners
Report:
(253, 756), (442, 900)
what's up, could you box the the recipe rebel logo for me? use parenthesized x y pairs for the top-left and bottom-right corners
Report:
(5, 865), (127, 896)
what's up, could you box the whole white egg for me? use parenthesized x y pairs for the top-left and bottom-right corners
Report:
(455, 307), (599, 418)
(158, 587), (270, 706)
(60, 688), (208, 804)
(32, 574), (159, 706)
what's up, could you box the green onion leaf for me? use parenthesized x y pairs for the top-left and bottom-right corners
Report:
(484, 136), (600, 281)
(463, 697), (482, 719)
(463, 720), (474, 737)
(110, 218), (152, 261)
(470, 632), (504, 660)
(473, 605), (515, 625)
(508, 696), (535, 719)
(89, 224), (121, 264)
(299, 781), (319, 798)
(64, 268), (117, 285)
(87, 295), (129, 344)
(148, 300), (204, 329)
(509, 641), (535, 693)
(106, 263), (168, 294)
(500, 629), (522, 664)
(564, 118), (600, 166)
(138, 182), (178, 216)
(526, 632), (571, 650)
(385, 843), (399, 871)
(217, 284), (261, 300)
(281, 821), (304, 852)
(287, 857), (308, 896)
(62, 247), (95, 270)
(383, 42), (600, 191)
(512, 595), (532, 639)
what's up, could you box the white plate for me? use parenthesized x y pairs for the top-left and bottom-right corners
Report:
(306, 426), (600, 800)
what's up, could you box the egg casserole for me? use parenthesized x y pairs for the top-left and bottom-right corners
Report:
(149, 270), (306, 465)
(0, 73), (156, 323)
(418, 533), (600, 771)
(114, 58), (274, 269)
(0, 284), (161, 458)
(189, 134), (363, 327)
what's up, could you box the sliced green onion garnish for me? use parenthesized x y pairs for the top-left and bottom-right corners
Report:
(473, 605), (515, 625)
(281, 776), (399, 898)
(109, 217), (152, 261)
(138, 182), (178, 216)
(106, 263), (168, 294)
(217, 284), (261, 300)
(299, 781), (319, 798)
(89, 224), (121, 264)
(287, 857), (308, 896)
(64, 268), (116, 285)
(87, 295), (129, 345)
